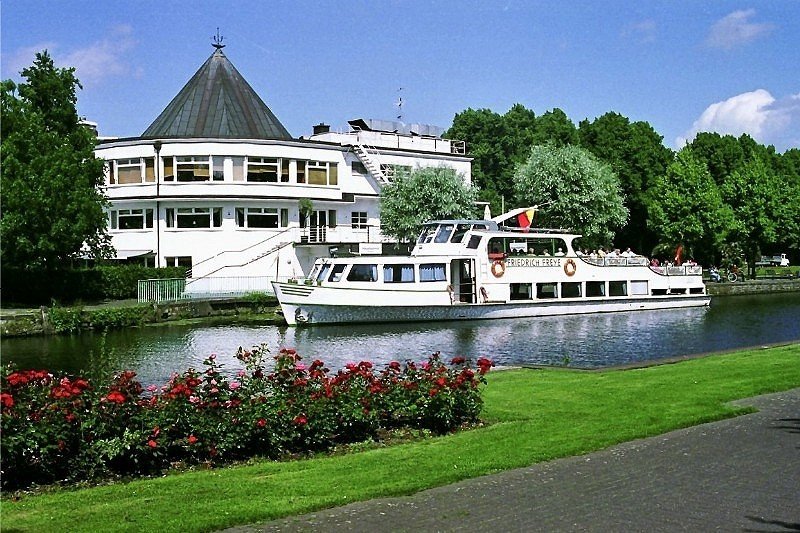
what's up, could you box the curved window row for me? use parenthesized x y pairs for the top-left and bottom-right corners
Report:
(107, 156), (339, 186)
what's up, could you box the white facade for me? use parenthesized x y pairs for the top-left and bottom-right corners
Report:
(96, 130), (472, 285)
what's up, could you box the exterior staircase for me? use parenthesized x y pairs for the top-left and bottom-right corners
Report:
(352, 142), (392, 185)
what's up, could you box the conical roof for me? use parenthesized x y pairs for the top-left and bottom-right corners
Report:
(142, 48), (292, 140)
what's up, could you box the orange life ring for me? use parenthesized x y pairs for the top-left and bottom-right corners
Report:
(490, 260), (506, 278)
(564, 258), (577, 277)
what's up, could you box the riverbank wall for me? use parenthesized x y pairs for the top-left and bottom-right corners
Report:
(1, 297), (281, 337)
(705, 278), (800, 296)
(2, 280), (798, 337)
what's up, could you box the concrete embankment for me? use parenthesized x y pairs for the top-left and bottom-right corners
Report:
(2, 279), (798, 337)
(706, 278), (800, 296)
(1, 297), (281, 337)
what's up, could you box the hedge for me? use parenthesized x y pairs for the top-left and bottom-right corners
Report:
(2, 265), (187, 305)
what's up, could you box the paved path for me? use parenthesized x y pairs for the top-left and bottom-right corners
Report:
(226, 388), (800, 532)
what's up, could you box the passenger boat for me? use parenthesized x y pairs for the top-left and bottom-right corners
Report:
(272, 207), (710, 325)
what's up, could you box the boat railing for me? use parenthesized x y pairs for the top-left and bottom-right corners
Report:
(579, 256), (649, 267)
(648, 265), (704, 276)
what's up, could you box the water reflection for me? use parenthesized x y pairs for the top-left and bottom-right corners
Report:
(3, 293), (798, 387)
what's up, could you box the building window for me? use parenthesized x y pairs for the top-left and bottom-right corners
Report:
(351, 211), (368, 228)
(296, 160), (307, 183)
(235, 207), (289, 228)
(352, 161), (368, 175)
(383, 264), (415, 283)
(109, 158), (156, 185)
(247, 157), (285, 182)
(165, 207), (222, 229)
(419, 263), (446, 282)
(163, 156), (219, 182)
(165, 256), (192, 269)
(307, 161), (338, 186)
(110, 208), (154, 230)
(380, 164), (411, 181)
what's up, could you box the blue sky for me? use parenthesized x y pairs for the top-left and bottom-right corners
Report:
(2, 1), (798, 151)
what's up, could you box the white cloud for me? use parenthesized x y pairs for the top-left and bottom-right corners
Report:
(0, 26), (137, 88)
(705, 9), (773, 50)
(1, 43), (58, 80)
(62, 25), (137, 87)
(677, 90), (800, 151)
(623, 19), (657, 44)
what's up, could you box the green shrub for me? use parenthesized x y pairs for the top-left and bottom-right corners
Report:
(1, 350), (492, 490)
(49, 306), (85, 333)
(1, 265), (187, 305)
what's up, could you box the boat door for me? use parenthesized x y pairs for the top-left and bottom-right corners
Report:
(451, 259), (476, 303)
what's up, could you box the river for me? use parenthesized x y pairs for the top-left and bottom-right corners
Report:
(3, 293), (798, 386)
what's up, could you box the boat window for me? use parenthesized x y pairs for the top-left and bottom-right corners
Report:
(417, 225), (436, 244)
(434, 224), (454, 243)
(450, 224), (471, 243)
(347, 264), (378, 282)
(510, 283), (532, 300)
(536, 283), (558, 299)
(419, 263), (447, 282)
(609, 281), (627, 296)
(586, 281), (605, 297)
(630, 281), (648, 295)
(473, 224), (488, 231)
(384, 264), (415, 283)
(561, 282), (582, 298)
(316, 264), (331, 283)
(466, 235), (482, 249)
(328, 264), (347, 282)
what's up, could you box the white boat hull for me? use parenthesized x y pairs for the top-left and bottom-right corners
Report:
(272, 282), (710, 325)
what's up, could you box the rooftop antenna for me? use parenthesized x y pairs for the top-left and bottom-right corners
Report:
(212, 28), (225, 49)
(395, 87), (403, 121)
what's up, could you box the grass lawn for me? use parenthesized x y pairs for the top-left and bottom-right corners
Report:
(3, 343), (799, 532)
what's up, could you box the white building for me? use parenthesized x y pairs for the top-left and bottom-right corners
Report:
(95, 45), (471, 293)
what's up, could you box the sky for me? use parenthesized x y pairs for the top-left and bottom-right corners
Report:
(2, 1), (799, 152)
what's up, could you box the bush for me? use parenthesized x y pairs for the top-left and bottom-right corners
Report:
(0, 349), (493, 490)
(49, 305), (154, 333)
(1, 265), (187, 305)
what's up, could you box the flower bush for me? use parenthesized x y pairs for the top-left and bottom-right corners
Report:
(0, 348), (492, 490)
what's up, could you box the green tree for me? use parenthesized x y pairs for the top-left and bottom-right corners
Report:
(1, 51), (110, 269)
(530, 108), (579, 147)
(647, 149), (733, 265)
(445, 108), (514, 214)
(685, 132), (746, 186)
(720, 157), (783, 278)
(512, 145), (628, 248)
(379, 166), (478, 243)
(578, 113), (674, 253)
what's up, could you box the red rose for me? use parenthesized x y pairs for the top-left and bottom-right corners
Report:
(1, 393), (14, 409)
(105, 390), (126, 404)
(188, 435), (198, 444)
(147, 439), (157, 448)
(256, 418), (267, 427)
(451, 356), (466, 365)
(293, 414), (308, 426)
